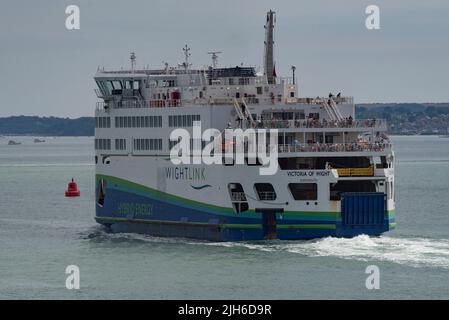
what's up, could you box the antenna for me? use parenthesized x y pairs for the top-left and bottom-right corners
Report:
(130, 52), (136, 73)
(162, 61), (169, 74)
(291, 65), (296, 85)
(207, 51), (222, 68)
(182, 44), (191, 72)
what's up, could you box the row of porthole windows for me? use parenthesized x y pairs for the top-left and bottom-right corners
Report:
(115, 116), (162, 128)
(232, 183), (318, 202)
(94, 138), (111, 150)
(95, 117), (111, 128)
(98, 115), (201, 129)
(168, 114), (201, 127)
(133, 138), (163, 151)
(95, 138), (162, 152)
(115, 138), (126, 150)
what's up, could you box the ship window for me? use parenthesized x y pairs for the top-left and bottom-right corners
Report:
(133, 81), (140, 90)
(105, 81), (113, 94)
(169, 115), (200, 127)
(133, 139), (162, 151)
(111, 80), (122, 89)
(288, 183), (317, 201)
(295, 112), (305, 120)
(228, 78), (234, 85)
(94, 138), (111, 150)
(115, 139), (126, 150)
(125, 80), (132, 89)
(254, 183), (277, 201)
(238, 78), (250, 85)
(329, 181), (376, 201)
(256, 87), (262, 95)
(228, 183), (248, 213)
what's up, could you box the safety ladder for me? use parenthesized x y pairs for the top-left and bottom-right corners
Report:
(233, 98), (256, 128)
(322, 98), (344, 121)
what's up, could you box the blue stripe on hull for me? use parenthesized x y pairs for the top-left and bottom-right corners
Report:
(95, 187), (391, 241)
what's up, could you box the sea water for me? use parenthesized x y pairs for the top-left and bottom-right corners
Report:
(0, 135), (448, 299)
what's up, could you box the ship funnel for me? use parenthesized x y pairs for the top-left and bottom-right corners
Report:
(263, 10), (276, 84)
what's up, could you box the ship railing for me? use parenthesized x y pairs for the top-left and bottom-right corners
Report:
(278, 142), (391, 153)
(275, 77), (295, 85)
(254, 119), (387, 130)
(230, 192), (247, 202)
(193, 97), (260, 105)
(95, 96), (354, 110)
(257, 191), (277, 201)
(290, 96), (354, 105)
(96, 99), (183, 110)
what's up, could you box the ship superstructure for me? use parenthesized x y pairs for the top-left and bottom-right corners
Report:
(94, 11), (395, 241)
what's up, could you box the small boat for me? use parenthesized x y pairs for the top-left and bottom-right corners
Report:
(34, 138), (46, 143)
(8, 140), (21, 145)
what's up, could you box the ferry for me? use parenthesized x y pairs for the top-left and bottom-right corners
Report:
(94, 11), (395, 241)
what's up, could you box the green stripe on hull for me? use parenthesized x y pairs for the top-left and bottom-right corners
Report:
(96, 174), (341, 220)
(97, 174), (235, 215)
(96, 216), (336, 230)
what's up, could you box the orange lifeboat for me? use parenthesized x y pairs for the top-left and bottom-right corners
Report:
(65, 178), (80, 197)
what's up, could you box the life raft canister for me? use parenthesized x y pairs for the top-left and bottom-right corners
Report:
(65, 178), (80, 197)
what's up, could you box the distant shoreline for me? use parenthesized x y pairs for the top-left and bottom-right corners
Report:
(1, 102), (448, 136)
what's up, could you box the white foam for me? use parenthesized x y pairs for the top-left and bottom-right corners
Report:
(191, 235), (449, 269)
(233, 235), (449, 269)
(86, 231), (449, 269)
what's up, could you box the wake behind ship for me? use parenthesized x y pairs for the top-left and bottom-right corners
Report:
(94, 11), (396, 241)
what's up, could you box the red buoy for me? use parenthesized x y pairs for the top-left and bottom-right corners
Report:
(65, 178), (80, 197)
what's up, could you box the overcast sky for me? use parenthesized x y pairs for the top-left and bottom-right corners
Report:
(1, 0), (448, 117)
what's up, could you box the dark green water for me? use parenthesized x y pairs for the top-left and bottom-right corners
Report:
(0, 136), (448, 299)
